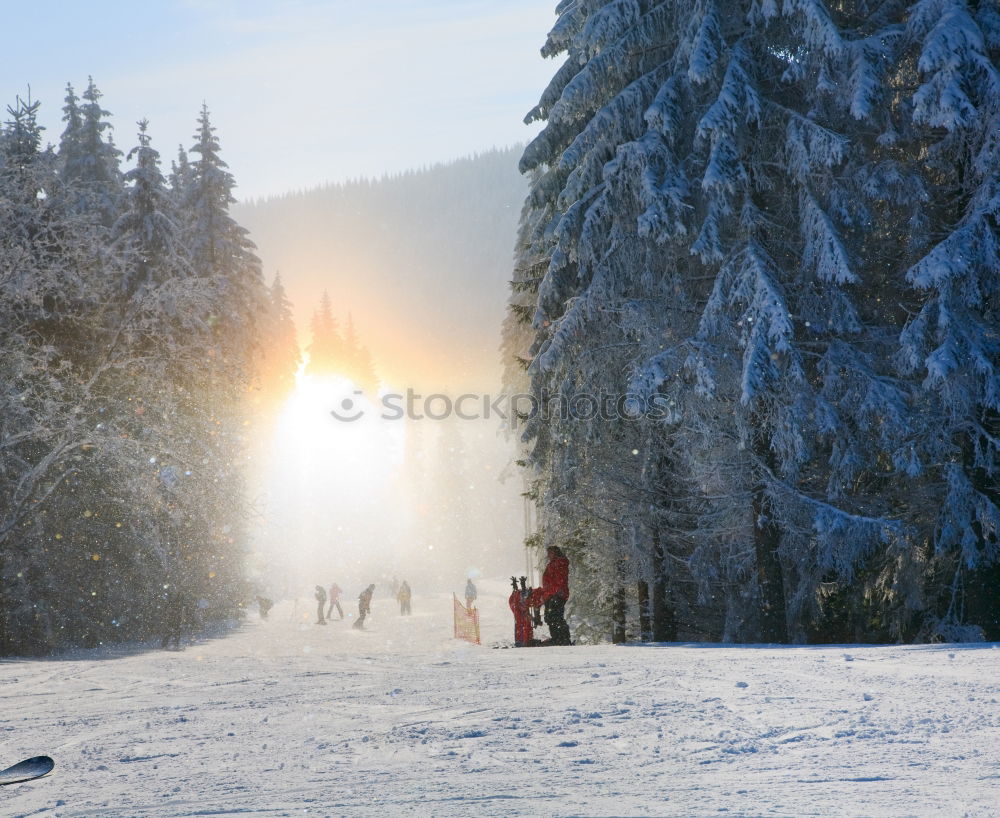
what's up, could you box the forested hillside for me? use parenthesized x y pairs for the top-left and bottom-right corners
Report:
(235, 147), (527, 390)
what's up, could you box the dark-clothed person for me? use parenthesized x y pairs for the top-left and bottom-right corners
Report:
(539, 546), (571, 645)
(162, 588), (189, 649)
(314, 585), (327, 625)
(353, 584), (375, 629)
(397, 580), (412, 615)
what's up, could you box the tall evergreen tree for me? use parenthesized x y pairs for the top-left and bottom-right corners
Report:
(305, 290), (344, 375)
(188, 105), (255, 282)
(183, 104), (266, 613)
(58, 83), (82, 168)
(893, 0), (1000, 639)
(169, 144), (194, 201)
(112, 120), (192, 298)
(255, 272), (301, 404)
(511, 0), (1000, 643)
(60, 77), (122, 224)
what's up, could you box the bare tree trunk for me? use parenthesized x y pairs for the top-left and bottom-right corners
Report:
(752, 485), (788, 642)
(612, 585), (628, 643)
(637, 580), (652, 642)
(651, 529), (678, 641)
(0, 582), (7, 657)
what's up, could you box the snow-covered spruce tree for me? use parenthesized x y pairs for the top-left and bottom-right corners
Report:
(112, 120), (193, 297)
(187, 105), (260, 288)
(58, 77), (122, 225)
(664, 2), (920, 642)
(511, 0), (698, 642)
(515, 0), (998, 642)
(738, 0), (1000, 641)
(57, 83), (83, 206)
(181, 104), (267, 612)
(305, 290), (344, 375)
(253, 273), (301, 407)
(169, 144), (194, 205)
(501, 170), (547, 409)
(185, 103), (266, 382)
(892, 0), (1000, 640)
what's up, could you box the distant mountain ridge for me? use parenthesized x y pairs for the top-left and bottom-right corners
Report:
(234, 146), (527, 391)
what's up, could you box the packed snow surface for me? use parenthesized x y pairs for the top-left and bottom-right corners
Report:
(2, 581), (998, 817)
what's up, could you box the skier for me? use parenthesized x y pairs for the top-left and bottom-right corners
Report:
(326, 582), (343, 620)
(532, 545), (571, 645)
(465, 578), (477, 610)
(397, 580), (412, 615)
(353, 583), (375, 629)
(314, 585), (327, 625)
(256, 596), (274, 619)
(508, 576), (535, 647)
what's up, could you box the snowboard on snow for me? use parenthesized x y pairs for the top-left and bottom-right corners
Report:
(0, 756), (54, 786)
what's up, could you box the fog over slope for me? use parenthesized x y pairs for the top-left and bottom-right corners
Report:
(236, 147), (532, 591)
(235, 146), (527, 392)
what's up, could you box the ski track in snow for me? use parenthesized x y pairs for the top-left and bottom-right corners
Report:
(2, 581), (999, 817)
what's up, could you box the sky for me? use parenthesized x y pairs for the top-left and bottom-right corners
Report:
(2, 0), (555, 200)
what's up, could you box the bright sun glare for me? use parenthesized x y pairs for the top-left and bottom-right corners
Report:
(250, 372), (407, 593)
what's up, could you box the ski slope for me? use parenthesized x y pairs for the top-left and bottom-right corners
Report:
(2, 580), (998, 817)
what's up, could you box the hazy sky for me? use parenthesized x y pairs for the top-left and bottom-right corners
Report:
(2, 0), (554, 200)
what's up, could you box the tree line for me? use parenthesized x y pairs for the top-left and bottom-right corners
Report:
(504, 1), (1000, 643)
(0, 80), (296, 654)
(305, 290), (378, 391)
(234, 147), (527, 391)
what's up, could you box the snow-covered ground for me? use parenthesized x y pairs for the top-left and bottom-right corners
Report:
(2, 580), (999, 817)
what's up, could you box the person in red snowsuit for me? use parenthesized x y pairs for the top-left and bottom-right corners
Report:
(529, 546), (571, 645)
(508, 577), (534, 646)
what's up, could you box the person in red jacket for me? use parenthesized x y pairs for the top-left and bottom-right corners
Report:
(538, 545), (571, 645)
(508, 576), (534, 646)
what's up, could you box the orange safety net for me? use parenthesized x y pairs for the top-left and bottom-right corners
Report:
(453, 594), (481, 645)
